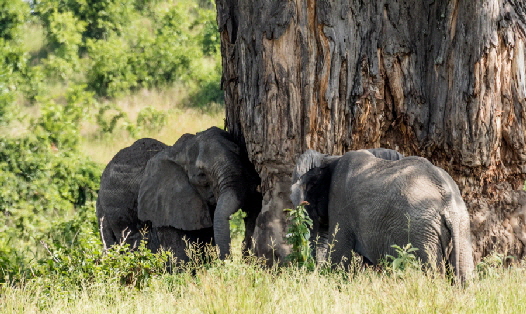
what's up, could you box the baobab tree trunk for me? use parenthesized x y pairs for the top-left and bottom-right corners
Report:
(216, 0), (526, 263)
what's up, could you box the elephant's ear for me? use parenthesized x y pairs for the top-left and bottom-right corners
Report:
(292, 150), (339, 183)
(295, 165), (332, 225)
(137, 151), (212, 230)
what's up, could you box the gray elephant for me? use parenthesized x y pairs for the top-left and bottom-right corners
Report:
(96, 127), (262, 261)
(97, 138), (167, 250)
(290, 148), (474, 281)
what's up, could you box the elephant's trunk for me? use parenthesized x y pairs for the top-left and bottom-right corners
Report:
(445, 203), (475, 282)
(214, 189), (242, 259)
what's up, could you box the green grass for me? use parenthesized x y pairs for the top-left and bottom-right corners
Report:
(2, 260), (526, 314)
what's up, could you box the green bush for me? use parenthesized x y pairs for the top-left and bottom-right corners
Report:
(38, 221), (171, 289)
(0, 0), (29, 41)
(41, 10), (86, 80)
(86, 37), (137, 97)
(0, 38), (28, 123)
(476, 252), (515, 279)
(35, 0), (135, 43)
(194, 3), (220, 57)
(0, 89), (102, 283)
(284, 202), (315, 269)
(229, 209), (247, 241)
(95, 103), (127, 135)
(136, 106), (167, 132)
(383, 243), (420, 274)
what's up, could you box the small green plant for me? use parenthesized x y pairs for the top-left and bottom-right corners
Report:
(476, 252), (514, 279)
(284, 202), (315, 268)
(95, 104), (127, 135)
(38, 226), (171, 289)
(383, 243), (420, 274)
(229, 209), (247, 241)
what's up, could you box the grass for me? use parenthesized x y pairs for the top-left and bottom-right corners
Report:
(5, 81), (224, 166)
(3, 85), (224, 165)
(2, 260), (526, 314)
(79, 85), (224, 165)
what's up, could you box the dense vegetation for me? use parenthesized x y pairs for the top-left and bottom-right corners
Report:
(2, 1), (526, 312)
(0, 0), (222, 283)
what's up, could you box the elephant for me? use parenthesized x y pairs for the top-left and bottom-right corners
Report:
(96, 138), (167, 250)
(96, 127), (262, 261)
(290, 148), (474, 281)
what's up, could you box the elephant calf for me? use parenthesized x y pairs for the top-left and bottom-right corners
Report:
(290, 148), (474, 281)
(96, 127), (262, 261)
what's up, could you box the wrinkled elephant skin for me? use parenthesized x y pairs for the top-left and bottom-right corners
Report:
(291, 148), (474, 281)
(96, 127), (262, 261)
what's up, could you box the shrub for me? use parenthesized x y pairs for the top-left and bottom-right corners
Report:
(384, 243), (420, 273)
(229, 209), (247, 241)
(0, 0), (28, 41)
(0, 89), (102, 283)
(0, 38), (28, 123)
(95, 103), (127, 135)
(476, 252), (515, 279)
(38, 219), (171, 289)
(86, 37), (137, 97)
(41, 11), (86, 80)
(136, 106), (167, 132)
(35, 0), (135, 43)
(284, 202), (315, 269)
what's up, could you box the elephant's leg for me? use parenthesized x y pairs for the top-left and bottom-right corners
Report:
(328, 222), (356, 269)
(154, 227), (191, 262)
(243, 210), (258, 255)
(308, 219), (329, 263)
(314, 225), (329, 263)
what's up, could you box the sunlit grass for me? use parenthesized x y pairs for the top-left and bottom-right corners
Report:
(2, 261), (526, 314)
(21, 22), (46, 55)
(80, 86), (224, 165)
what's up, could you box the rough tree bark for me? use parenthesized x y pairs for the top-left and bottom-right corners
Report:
(216, 0), (526, 263)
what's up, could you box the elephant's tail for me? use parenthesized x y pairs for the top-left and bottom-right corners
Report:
(443, 189), (475, 282)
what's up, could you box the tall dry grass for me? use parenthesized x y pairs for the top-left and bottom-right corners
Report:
(2, 260), (526, 314)
(80, 86), (224, 165)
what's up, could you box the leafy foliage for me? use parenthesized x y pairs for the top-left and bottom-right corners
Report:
(35, 0), (135, 43)
(0, 9), (30, 123)
(229, 209), (247, 240)
(136, 106), (167, 132)
(39, 232), (171, 289)
(0, 87), (102, 282)
(0, 0), (223, 286)
(95, 104), (128, 134)
(384, 243), (420, 273)
(284, 202), (315, 268)
(476, 252), (515, 279)
(0, 0), (28, 41)
(29, 0), (223, 105)
(41, 10), (86, 80)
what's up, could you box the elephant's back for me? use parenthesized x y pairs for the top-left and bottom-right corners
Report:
(333, 152), (451, 262)
(106, 138), (167, 169)
(98, 138), (167, 214)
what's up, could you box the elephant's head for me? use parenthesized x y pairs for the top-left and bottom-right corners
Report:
(137, 127), (260, 258)
(290, 150), (339, 225)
